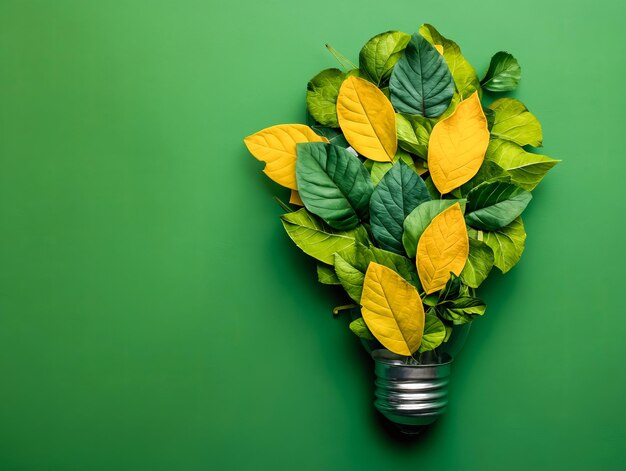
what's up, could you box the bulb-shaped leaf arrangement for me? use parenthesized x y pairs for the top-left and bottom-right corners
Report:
(245, 24), (558, 424)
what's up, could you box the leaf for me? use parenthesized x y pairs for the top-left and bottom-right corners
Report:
(402, 199), (467, 258)
(349, 317), (376, 340)
(465, 181), (532, 231)
(419, 314), (446, 352)
(419, 24), (481, 100)
(450, 160), (511, 198)
(367, 148), (416, 185)
(370, 160), (431, 254)
(428, 91), (490, 194)
(280, 208), (366, 265)
(334, 244), (420, 302)
(489, 98), (542, 147)
(481, 51), (521, 92)
(336, 76), (397, 162)
(389, 33), (455, 117)
(486, 139), (560, 191)
(289, 190), (303, 206)
(439, 296), (486, 324)
(480, 216), (526, 273)
(460, 238), (495, 288)
(317, 263), (340, 285)
(359, 31), (411, 85)
(416, 203), (469, 294)
(309, 126), (350, 148)
(306, 68), (346, 127)
(396, 114), (427, 157)
(334, 244), (371, 303)
(361, 262), (425, 356)
(244, 124), (328, 190)
(296, 142), (373, 230)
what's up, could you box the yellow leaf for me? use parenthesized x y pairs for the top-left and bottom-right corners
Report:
(434, 44), (444, 55)
(416, 203), (469, 294)
(428, 91), (489, 194)
(244, 124), (328, 190)
(336, 76), (397, 162)
(289, 190), (303, 206)
(361, 262), (425, 356)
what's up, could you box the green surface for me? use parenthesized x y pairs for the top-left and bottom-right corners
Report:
(0, 1), (624, 469)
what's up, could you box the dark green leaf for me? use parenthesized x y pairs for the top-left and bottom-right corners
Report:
(310, 126), (349, 148)
(369, 246), (421, 291)
(439, 296), (486, 325)
(370, 160), (430, 254)
(460, 238), (495, 288)
(486, 139), (560, 191)
(296, 142), (373, 230)
(389, 33), (454, 117)
(465, 181), (532, 231)
(481, 51), (521, 92)
(306, 68), (346, 127)
(367, 149), (416, 185)
(402, 199), (466, 258)
(359, 31), (411, 85)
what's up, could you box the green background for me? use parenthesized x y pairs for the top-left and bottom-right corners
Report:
(1, 0), (624, 469)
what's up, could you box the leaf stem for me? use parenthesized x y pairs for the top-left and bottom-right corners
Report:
(325, 43), (357, 71)
(273, 195), (293, 213)
(332, 304), (357, 315)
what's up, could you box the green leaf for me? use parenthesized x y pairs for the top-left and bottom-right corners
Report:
(296, 142), (373, 230)
(439, 296), (487, 325)
(483, 107), (496, 132)
(389, 33), (454, 117)
(480, 216), (526, 273)
(396, 114), (426, 157)
(334, 244), (371, 302)
(438, 273), (462, 301)
(359, 31), (411, 86)
(317, 263), (340, 285)
(486, 139), (560, 191)
(370, 160), (431, 254)
(465, 181), (532, 231)
(349, 317), (376, 340)
(368, 148), (416, 186)
(451, 160), (511, 198)
(310, 125), (349, 148)
(306, 68), (346, 128)
(369, 246), (421, 291)
(419, 23), (481, 100)
(280, 209), (366, 265)
(481, 51), (521, 92)
(418, 314), (446, 352)
(489, 98), (542, 147)
(402, 199), (467, 258)
(460, 238), (495, 288)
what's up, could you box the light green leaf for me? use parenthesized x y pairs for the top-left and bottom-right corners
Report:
(370, 160), (431, 254)
(296, 142), (373, 230)
(396, 114), (427, 157)
(465, 181), (532, 231)
(402, 199), (467, 258)
(349, 317), (376, 340)
(460, 238), (495, 288)
(306, 68), (346, 127)
(280, 209), (366, 265)
(418, 314), (446, 352)
(486, 139), (560, 191)
(368, 148), (416, 185)
(481, 51), (521, 92)
(419, 23), (481, 100)
(389, 33), (454, 117)
(334, 244), (371, 302)
(480, 216), (526, 273)
(439, 296), (487, 325)
(317, 263), (340, 285)
(450, 160), (511, 198)
(489, 98), (543, 147)
(359, 31), (411, 85)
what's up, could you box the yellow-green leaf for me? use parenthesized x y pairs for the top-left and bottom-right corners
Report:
(361, 262), (425, 356)
(244, 124), (328, 190)
(336, 76), (397, 162)
(489, 98), (543, 147)
(428, 91), (489, 194)
(416, 203), (469, 294)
